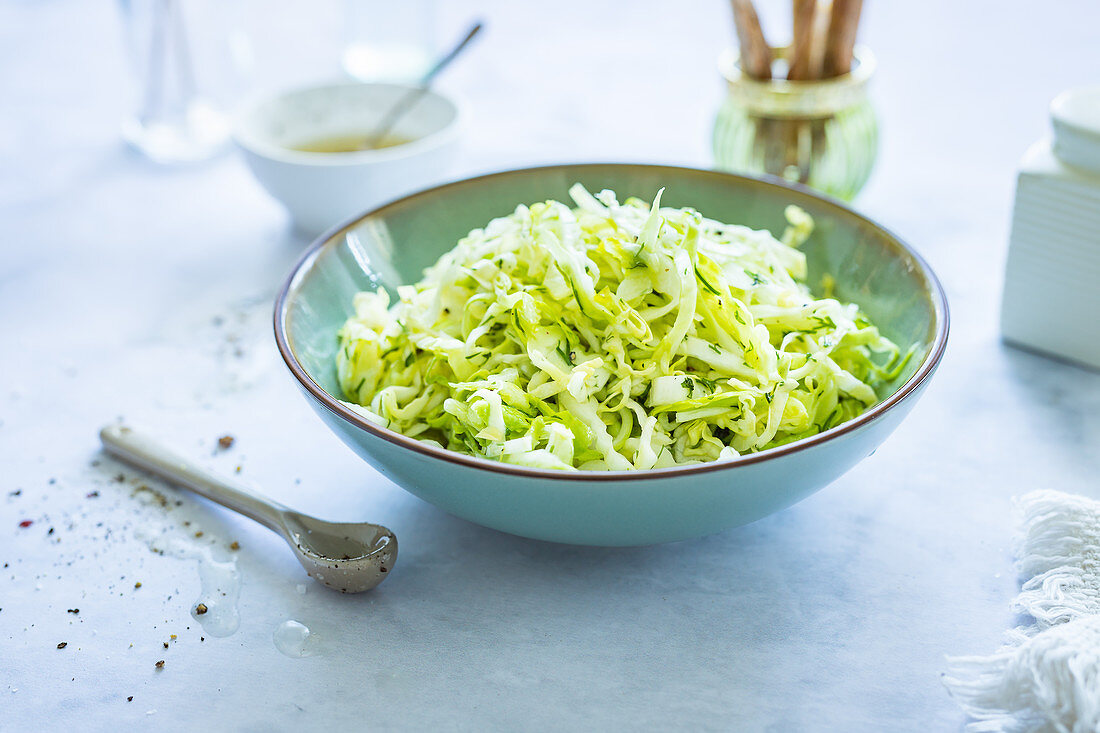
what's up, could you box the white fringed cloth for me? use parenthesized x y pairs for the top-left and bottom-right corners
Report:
(944, 490), (1100, 732)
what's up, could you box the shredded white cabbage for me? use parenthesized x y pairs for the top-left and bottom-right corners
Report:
(336, 185), (906, 471)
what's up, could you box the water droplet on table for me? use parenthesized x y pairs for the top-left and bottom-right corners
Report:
(274, 620), (316, 658)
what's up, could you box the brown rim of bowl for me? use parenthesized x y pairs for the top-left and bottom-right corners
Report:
(274, 163), (949, 482)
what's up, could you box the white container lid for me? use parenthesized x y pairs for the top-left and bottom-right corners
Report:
(1051, 87), (1100, 174)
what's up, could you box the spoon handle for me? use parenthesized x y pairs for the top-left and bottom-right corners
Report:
(365, 21), (483, 146)
(99, 424), (287, 532)
(419, 21), (483, 87)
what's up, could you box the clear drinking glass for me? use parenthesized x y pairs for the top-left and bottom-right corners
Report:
(341, 0), (437, 82)
(117, 0), (232, 163)
(712, 46), (878, 201)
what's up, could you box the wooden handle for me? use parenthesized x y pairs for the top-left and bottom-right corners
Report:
(823, 0), (862, 77)
(787, 0), (817, 80)
(730, 0), (772, 80)
(805, 0), (833, 81)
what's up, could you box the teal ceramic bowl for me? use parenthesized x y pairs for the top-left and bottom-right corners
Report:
(274, 164), (948, 546)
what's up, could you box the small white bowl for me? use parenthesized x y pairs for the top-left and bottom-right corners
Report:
(234, 82), (461, 234)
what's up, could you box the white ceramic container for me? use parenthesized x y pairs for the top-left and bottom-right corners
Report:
(1001, 87), (1100, 369)
(234, 82), (461, 235)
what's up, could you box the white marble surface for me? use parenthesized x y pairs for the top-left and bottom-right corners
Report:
(3, 1), (1100, 730)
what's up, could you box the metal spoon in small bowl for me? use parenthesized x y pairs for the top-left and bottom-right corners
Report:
(360, 20), (484, 149)
(99, 424), (396, 593)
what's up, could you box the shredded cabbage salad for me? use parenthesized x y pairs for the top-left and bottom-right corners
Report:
(336, 185), (905, 471)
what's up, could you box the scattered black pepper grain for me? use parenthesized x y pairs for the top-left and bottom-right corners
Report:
(127, 696), (133, 702)
(57, 642), (67, 649)
(9, 489), (21, 497)
(67, 608), (79, 614)
(86, 491), (99, 499)
(217, 435), (235, 450)
(200, 637), (204, 642)
(48, 527), (55, 535)
(163, 642), (168, 649)
(154, 660), (164, 669)
(195, 603), (208, 615)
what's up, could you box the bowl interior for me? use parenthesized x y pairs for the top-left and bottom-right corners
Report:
(236, 82), (459, 162)
(282, 164), (942, 449)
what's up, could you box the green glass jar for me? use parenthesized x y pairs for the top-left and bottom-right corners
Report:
(712, 46), (878, 201)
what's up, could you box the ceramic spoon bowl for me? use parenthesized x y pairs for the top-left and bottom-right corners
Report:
(100, 424), (396, 593)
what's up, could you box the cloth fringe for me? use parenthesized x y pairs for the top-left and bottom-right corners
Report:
(1013, 491), (1100, 629)
(944, 490), (1100, 732)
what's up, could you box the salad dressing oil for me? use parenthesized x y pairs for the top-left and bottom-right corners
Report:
(291, 134), (411, 153)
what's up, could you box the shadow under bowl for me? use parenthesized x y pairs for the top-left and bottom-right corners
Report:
(274, 163), (949, 546)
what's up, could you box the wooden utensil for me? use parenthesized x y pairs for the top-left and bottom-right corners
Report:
(730, 0), (772, 80)
(787, 0), (817, 81)
(823, 0), (863, 77)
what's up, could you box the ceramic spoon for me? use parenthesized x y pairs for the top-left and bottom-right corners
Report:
(99, 424), (396, 593)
